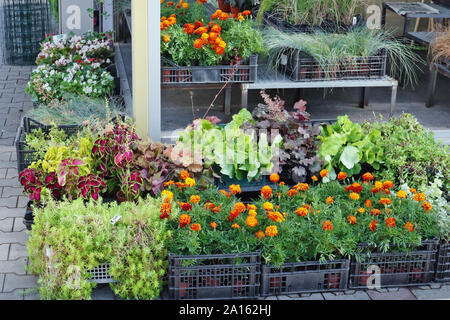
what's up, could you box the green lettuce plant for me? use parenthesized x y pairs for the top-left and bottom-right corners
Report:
(317, 115), (384, 181)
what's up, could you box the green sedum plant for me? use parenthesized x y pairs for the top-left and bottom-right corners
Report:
(27, 197), (170, 300)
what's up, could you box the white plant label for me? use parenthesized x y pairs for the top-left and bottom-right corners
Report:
(111, 215), (122, 225)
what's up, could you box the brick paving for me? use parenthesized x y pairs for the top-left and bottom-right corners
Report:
(0, 64), (449, 300)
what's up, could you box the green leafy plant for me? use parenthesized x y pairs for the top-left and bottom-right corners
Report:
(27, 197), (170, 300)
(172, 109), (282, 182)
(317, 115), (384, 181)
(362, 113), (450, 192)
(252, 90), (322, 183)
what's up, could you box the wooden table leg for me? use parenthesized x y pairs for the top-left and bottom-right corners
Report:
(426, 68), (438, 108)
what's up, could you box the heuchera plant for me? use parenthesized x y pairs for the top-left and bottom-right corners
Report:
(252, 90), (322, 183)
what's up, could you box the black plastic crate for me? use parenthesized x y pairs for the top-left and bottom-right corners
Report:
(435, 242), (450, 282)
(281, 49), (387, 82)
(261, 259), (349, 296)
(349, 240), (438, 289)
(15, 117), (82, 173)
(168, 251), (261, 300)
(161, 55), (258, 84)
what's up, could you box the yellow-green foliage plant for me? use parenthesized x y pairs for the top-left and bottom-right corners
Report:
(27, 197), (171, 300)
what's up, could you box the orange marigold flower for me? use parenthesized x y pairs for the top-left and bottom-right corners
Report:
(311, 175), (318, 182)
(180, 202), (192, 212)
(349, 192), (360, 200)
(248, 209), (257, 217)
(320, 169), (328, 178)
(220, 190), (231, 197)
(193, 38), (204, 49)
(322, 220), (333, 231)
(422, 201), (432, 211)
(380, 198), (392, 206)
(269, 173), (280, 183)
(212, 204), (222, 213)
(246, 216), (258, 228)
(385, 217), (396, 228)
(164, 180), (175, 187)
(263, 202), (274, 211)
(337, 172), (348, 181)
(362, 172), (374, 181)
(414, 193), (426, 202)
(179, 214), (191, 228)
(369, 220), (378, 232)
(349, 183), (363, 194)
(183, 23), (195, 34)
(294, 183), (310, 192)
(185, 177), (196, 188)
(191, 223), (201, 231)
(160, 202), (172, 214)
(365, 199), (372, 208)
(266, 211), (285, 223)
(374, 181), (383, 189)
(326, 196), (334, 204)
(255, 230), (266, 239)
(370, 209), (381, 216)
(287, 189), (298, 198)
(404, 222), (414, 232)
(210, 222), (218, 229)
(190, 195), (201, 204)
(265, 225), (278, 237)
(228, 209), (240, 221)
(397, 190), (407, 199)
(295, 207), (308, 217)
(161, 190), (173, 203)
(229, 184), (241, 195)
(261, 186), (273, 200)
(348, 215), (357, 225)
(234, 202), (246, 214)
(383, 181), (394, 190)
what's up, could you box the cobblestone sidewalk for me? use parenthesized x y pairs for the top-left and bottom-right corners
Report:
(0, 64), (449, 300)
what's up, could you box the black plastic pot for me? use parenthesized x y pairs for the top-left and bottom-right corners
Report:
(23, 201), (34, 231)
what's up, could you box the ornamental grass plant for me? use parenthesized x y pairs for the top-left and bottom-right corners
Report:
(262, 27), (423, 87)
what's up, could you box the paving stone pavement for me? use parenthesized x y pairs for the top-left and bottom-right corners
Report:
(0, 64), (449, 300)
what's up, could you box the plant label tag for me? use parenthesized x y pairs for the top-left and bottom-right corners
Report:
(281, 54), (288, 66)
(53, 34), (67, 42)
(353, 16), (358, 25)
(111, 215), (122, 225)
